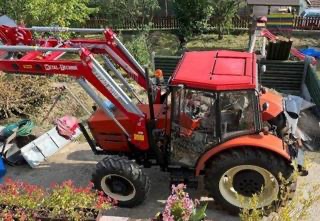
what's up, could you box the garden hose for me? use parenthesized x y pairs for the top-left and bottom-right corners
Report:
(2, 119), (34, 138)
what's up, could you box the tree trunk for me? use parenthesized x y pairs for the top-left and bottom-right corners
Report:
(218, 25), (223, 40)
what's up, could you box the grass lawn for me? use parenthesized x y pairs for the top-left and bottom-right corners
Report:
(149, 31), (180, 56)
(148, 30), (320, 78)
(149, 30), (320, 55)
(186, 33), (249, 51)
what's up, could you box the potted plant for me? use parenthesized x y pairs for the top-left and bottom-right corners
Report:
(0, 178), (114, 220)
(0, 178), (45, 220)
(155, 184), (207, 221)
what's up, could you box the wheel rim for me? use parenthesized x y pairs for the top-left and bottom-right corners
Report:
(218, 165), (279, 208)
(101, 174), (136, 202)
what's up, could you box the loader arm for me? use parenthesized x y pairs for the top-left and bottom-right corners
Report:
(0, 25), (149, 90)
(0, 44), (150, 150)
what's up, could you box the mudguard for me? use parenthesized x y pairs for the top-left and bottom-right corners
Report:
(195, 133), (291, 176)
(260, 91), (283, 121)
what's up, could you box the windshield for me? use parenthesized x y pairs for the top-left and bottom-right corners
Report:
(170, 88), (260, 167)
(219, 90), (257, 139)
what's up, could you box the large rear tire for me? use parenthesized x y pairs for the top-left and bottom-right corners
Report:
(92, 155), (150, 207)
(205, 148), (295, 214)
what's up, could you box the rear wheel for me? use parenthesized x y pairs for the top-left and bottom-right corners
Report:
(92, 155), (150, 207)
(205, 148), (294, 214)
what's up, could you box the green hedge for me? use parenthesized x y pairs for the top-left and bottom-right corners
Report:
(305, 65), (320, 106)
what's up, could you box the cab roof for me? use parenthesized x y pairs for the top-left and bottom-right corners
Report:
(171, 50), (257, 91)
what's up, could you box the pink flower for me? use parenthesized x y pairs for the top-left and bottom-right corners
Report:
(162, 184), (202, 221)
(62, 179), (73, 187)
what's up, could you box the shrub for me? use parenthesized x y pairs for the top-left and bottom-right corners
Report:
(0, 178), (45, 220)
(173, 0), (212, 39)
(0, 178), (114, 220)
(0, 74), (57, 119)
(210, 0), (242, 40)
(124, 33), (151, 66)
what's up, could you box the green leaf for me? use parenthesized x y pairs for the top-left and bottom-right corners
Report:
(190, 203), (208, 221)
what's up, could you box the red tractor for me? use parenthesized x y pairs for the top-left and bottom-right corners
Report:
(0, 26), (302, 214)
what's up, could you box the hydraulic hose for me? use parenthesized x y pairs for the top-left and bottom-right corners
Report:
(2, 119), (34, 137)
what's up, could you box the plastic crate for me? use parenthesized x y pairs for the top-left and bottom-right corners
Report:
(0, 157), (6, 182)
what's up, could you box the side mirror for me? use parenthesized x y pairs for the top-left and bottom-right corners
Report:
(262, 102), (269, 112)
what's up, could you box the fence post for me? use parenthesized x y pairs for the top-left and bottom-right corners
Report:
(151, 51), (156, 72)
(248, 30), (257, 53)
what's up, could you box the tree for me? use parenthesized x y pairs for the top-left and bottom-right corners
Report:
(89, 0), (159, 30)
(173, 0), (212, 42)
(0, 0), (28, 23)
(210, 0), (242, 39)
(0, 0), (95, 27)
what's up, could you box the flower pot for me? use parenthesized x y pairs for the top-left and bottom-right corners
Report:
(0, 205), (99, 221)
(0, 204), (34, 220)
(34, 207), (99, 221)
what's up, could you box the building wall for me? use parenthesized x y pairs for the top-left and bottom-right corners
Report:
(252, 6), (282, 16)
(300, 0), (308, 13)
(248, 0), (308, 16)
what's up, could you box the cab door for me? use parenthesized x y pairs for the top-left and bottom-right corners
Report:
(170, 88), (219, 167)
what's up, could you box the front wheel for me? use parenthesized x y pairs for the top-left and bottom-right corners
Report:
(92, 155), (150, 207)
(205, 148), (295, 214)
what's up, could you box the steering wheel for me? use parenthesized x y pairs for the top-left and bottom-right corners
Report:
(185, 101), (201, 119)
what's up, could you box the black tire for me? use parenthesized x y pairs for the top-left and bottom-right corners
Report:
(205, 148), (295, 214)
(92, 155), (150, 207)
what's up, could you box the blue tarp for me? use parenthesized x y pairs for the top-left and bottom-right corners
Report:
(300, 48), (320, 59)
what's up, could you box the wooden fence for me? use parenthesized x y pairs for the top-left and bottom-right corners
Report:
(294, 16), (320, 30)
(84, 16), (320, 31)
(84, 16), (250, 30)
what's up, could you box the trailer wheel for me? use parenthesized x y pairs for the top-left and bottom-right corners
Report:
(205, 148), (294, 214)
(92, 155), (150, 207)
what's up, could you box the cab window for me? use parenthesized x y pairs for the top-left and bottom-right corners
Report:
(219, 91), (256, 139)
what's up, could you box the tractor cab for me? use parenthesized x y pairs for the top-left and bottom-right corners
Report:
(169, 51), (260, 166)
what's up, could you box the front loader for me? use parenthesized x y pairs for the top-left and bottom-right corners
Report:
(0, 25), (303, 214)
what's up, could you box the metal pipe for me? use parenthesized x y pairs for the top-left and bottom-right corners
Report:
(0, 45), (80, 52)
(261, 37), (267, 57)
(90, 55), (144, 116)
(104, 46), (141, 81)
(113, 35), (146, 77)
(44, 42), (65, 56)
(248, 30), (257, 53)
(64, 85), (92, 115)
(145, 67), (155, 121)
(28, 26), (105, 33)
(77, 77), (129, 137)
(144, 66), (165, 167)
(78, 122), (99, 155)
(90, 63), (136, 114)
(102, 55), (142, 104)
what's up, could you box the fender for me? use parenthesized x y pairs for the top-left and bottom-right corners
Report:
(195, 133), (290, 176)
(260, 91), (283, 121)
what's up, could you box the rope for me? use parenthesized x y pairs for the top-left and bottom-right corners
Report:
(2, 119), (34, 138)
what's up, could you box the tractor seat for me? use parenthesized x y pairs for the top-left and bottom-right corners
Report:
(221, 110), (242, 134)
